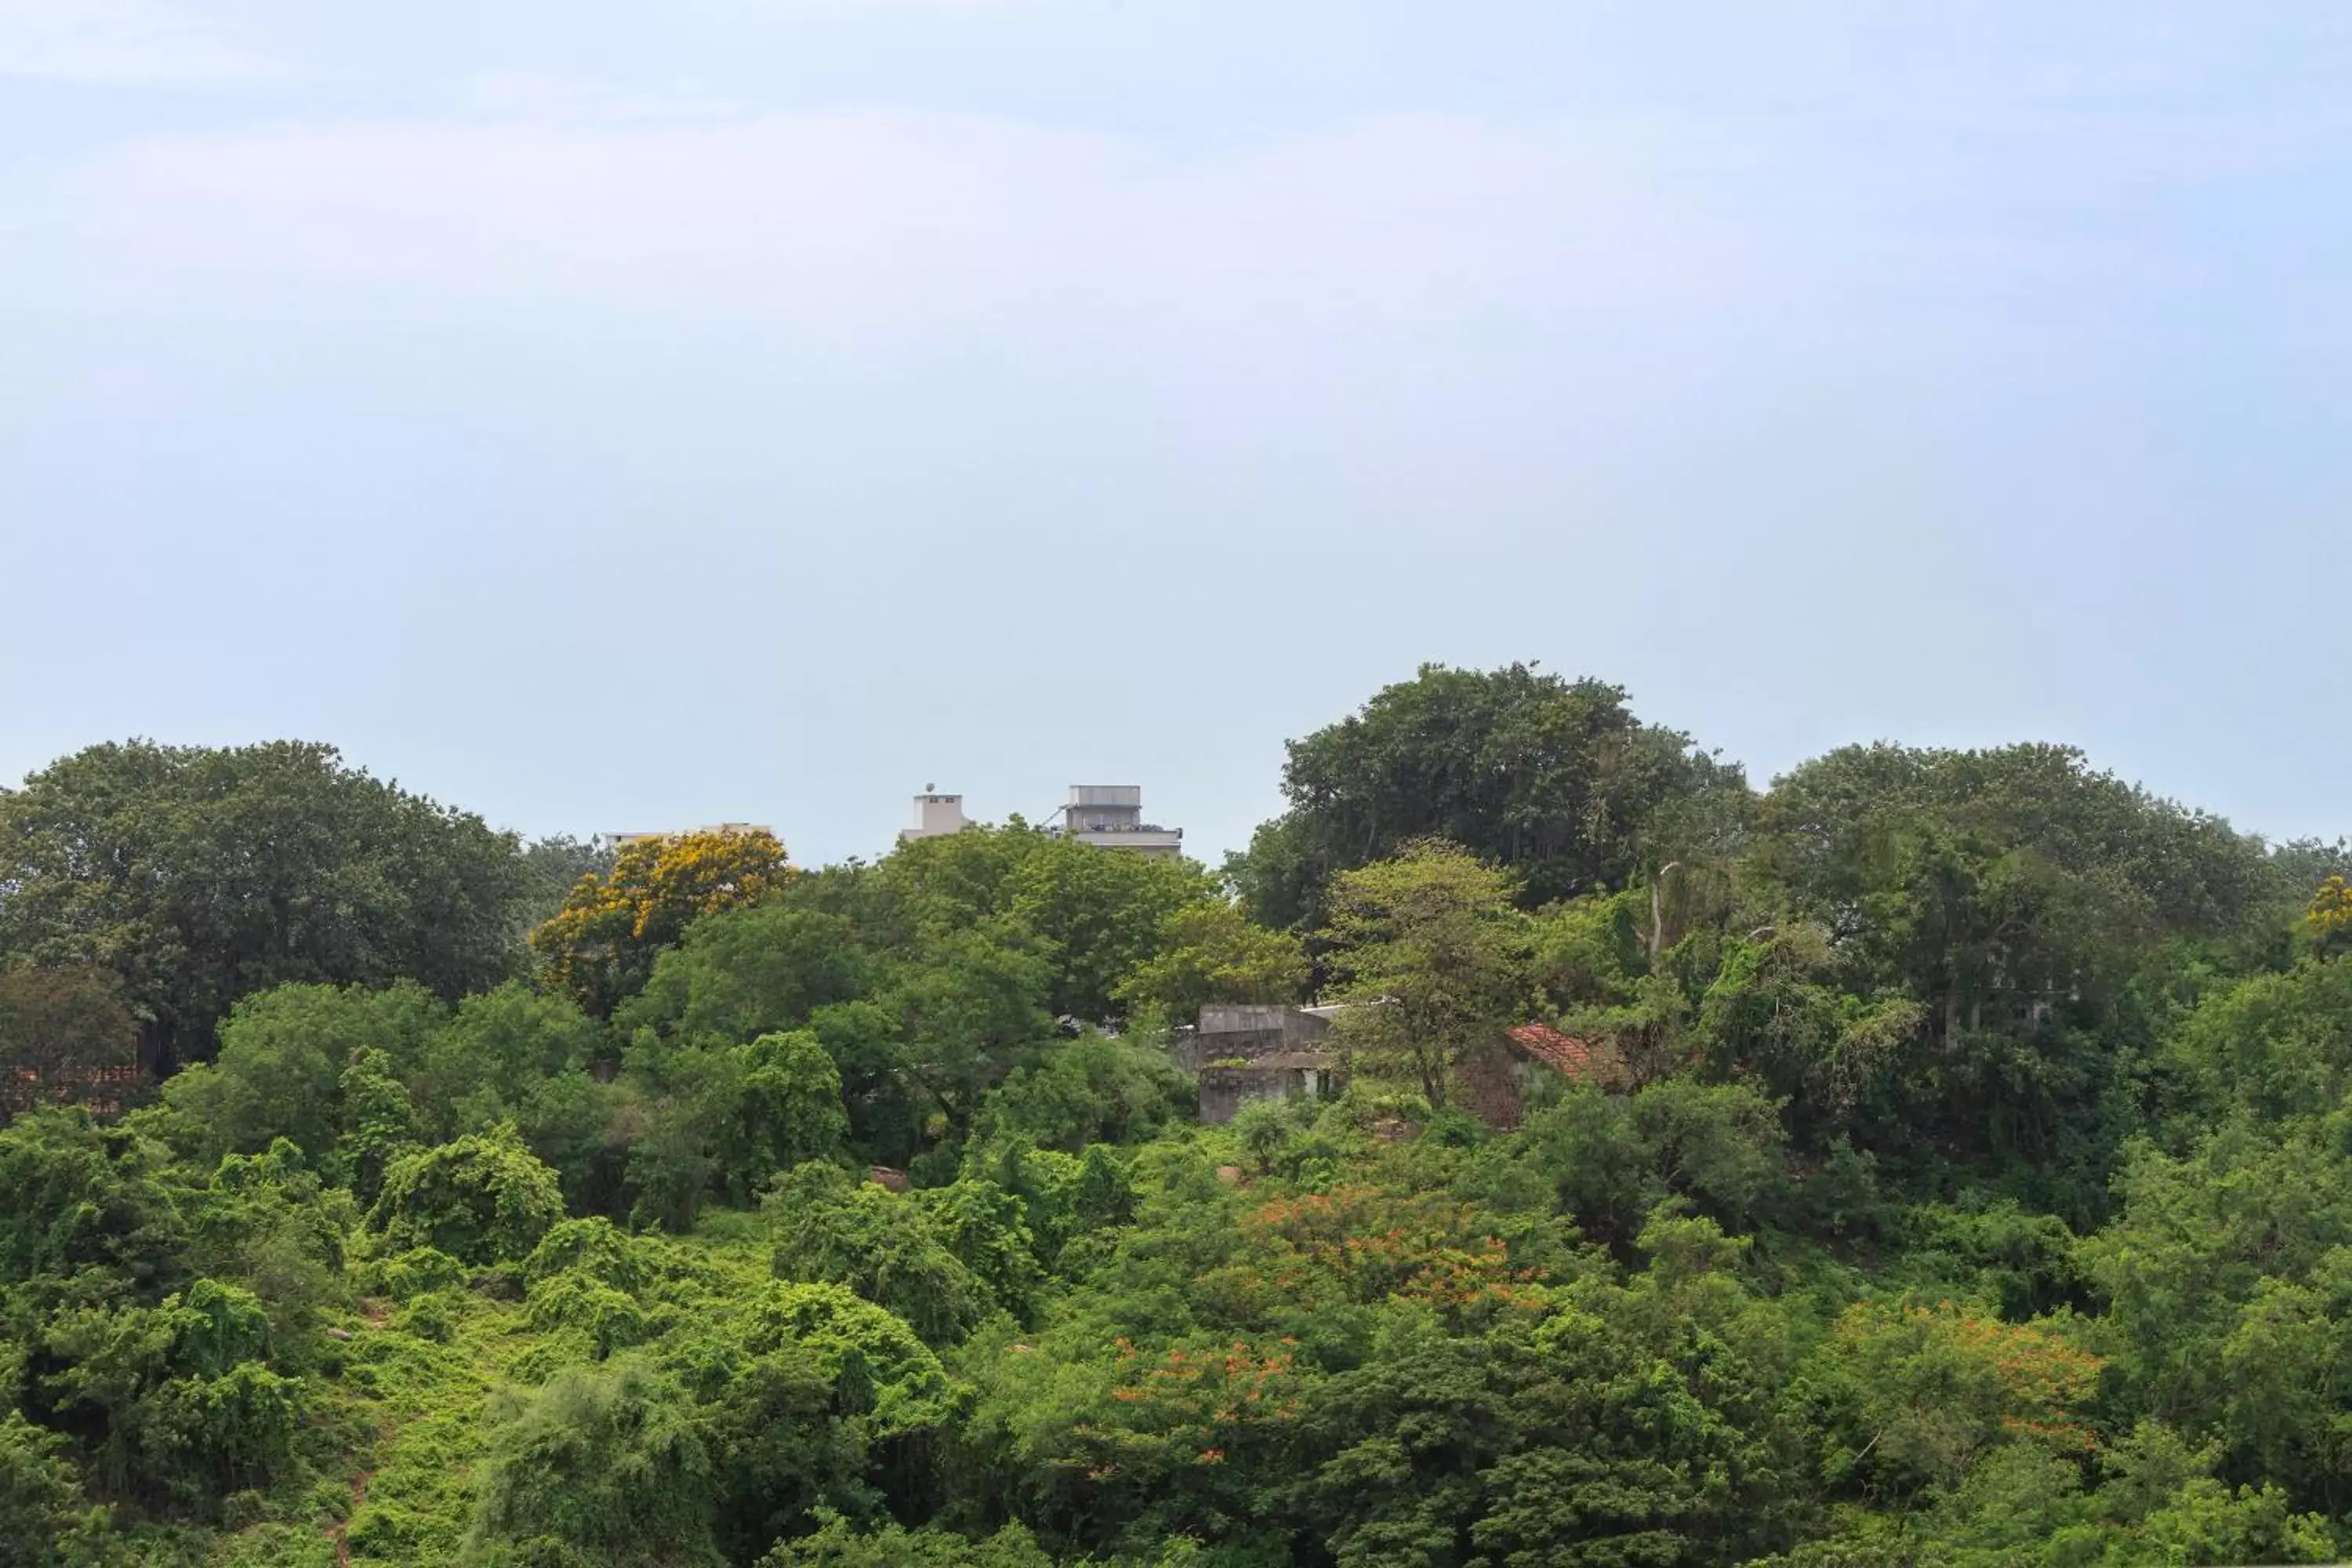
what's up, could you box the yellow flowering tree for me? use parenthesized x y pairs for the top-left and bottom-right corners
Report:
(532, 829), (791, 1015)
(2308, 875), (2352, 958)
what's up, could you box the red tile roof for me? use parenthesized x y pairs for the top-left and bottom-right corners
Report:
(1505, 1022), (1606, 1079)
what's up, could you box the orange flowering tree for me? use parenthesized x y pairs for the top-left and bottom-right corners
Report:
(994, 1333), (1308, 1549)
(1826, 1298), (2103, 1498)
(531, 829), (792, 1016)
(1194, 1183), (1551, 1331)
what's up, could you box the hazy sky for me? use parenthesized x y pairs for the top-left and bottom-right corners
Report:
(5, 2), (2350, 866)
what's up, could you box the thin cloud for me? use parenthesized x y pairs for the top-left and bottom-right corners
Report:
(31, 110), (1776, 350)
(465, 71), (747, 125)
(0, 0), (285, 84)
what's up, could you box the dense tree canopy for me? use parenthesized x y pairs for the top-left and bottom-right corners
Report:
(0, 740), (531, 1066)
(0, 959), (136, 1116)
(5, 671), (2351, 1566)
(1230, 662), (1747, 927)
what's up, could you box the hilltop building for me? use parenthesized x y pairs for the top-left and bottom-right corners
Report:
(888, 783), (1182, 857)
(1054, 785), (1183, 858)
(900, 789), (971, 844)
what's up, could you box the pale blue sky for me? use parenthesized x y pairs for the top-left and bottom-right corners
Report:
(4, 2), (2350, 865)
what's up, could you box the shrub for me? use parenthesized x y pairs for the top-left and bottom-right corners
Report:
(367, 1125), (565, 1266)
(0, 1410), (98, 1561)
(525, 1272), (651, 1359)
(354, 1247), (468, 1303)
(468, 1357), (722, 1567)
(766, 1167), (991, 1347)
(523, 1218), (647, 1293)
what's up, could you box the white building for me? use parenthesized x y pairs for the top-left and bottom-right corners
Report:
(900, 789), (971, 844)
(1054, 785), (1184, 858)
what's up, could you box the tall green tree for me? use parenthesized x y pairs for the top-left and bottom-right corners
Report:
(0, 740), (530, 1068)
(864, 825), (1219, 1022)
(1747, 742), (2278, 1209)
(1232, 663), (1746, 927)
(160, 981), (443, 1160)
(1321, 840), (1531, 1110)
(469, 1358), (724, 1567)
(517, 834), (614, 929)
(620, 904), (872, 1048)
(1113, 901), (1309, 1026)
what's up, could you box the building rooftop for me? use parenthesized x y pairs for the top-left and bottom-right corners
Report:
(1504, 1022), (1626, 1084)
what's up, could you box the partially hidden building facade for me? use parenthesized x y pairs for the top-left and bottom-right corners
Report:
(1184, 1005), (1628, 1128)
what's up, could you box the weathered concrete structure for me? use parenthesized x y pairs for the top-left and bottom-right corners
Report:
(1187, 1004), (1341, 1123)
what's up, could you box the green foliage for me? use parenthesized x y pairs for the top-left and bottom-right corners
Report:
(727, 1032), (851, 1186)
(517, 837), (612, 931)
(735, 1280), (955, 1434)
(0, 739), (529, 1065)
(367, 1125), (564, 1266)
(1624, 1077), (1790, 1229)
(421, 983), (601, 1141)
(163, 981), (444, 1161)
(467, 1356), (723, 1567)
(883, 929), (1057, 1136)
(523, 1219), (645, 1292)
(620, 1028), (850, 1229)
(0, 960), (136, 1121)
(39, 1278), (302, 1511)
(766, 1166), (993, 1346)
(1463, 1080), (1792, 1254)
(336, 1044), (423, 1202)
(1232, 663), (1744, 927)
(693, 1340), (868, 1566)
(0, 1410), (100, 1564)
(524, 1271), (650, 1359)
(867, 824), (1218, 1025)
(760, 1513), (1056, 1566)
(1321, 840), (1531, 1109)
(0, 1107), (188, 1309)
(622, 905), (871, 1049)
(1114, 902), (1308, 1027)
(1000, 834), (1215, 1022)
(6, 690), (2352, 1566)
(531, 828), (794, 1019)
(354, 1245), (466, 1302)
(968, 1033), (1191, 1156)
(2160, 955), (2352, 1126)
(913, 1180), (1042, 1323)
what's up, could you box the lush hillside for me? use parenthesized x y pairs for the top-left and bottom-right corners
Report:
(3, 666), (2350, 1566)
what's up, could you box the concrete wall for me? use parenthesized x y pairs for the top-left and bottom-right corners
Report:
(1197, 1004), (1333, 1048)
(1200, 1062), (1334, 1124)
(1190, 1005), (1341, 1120)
